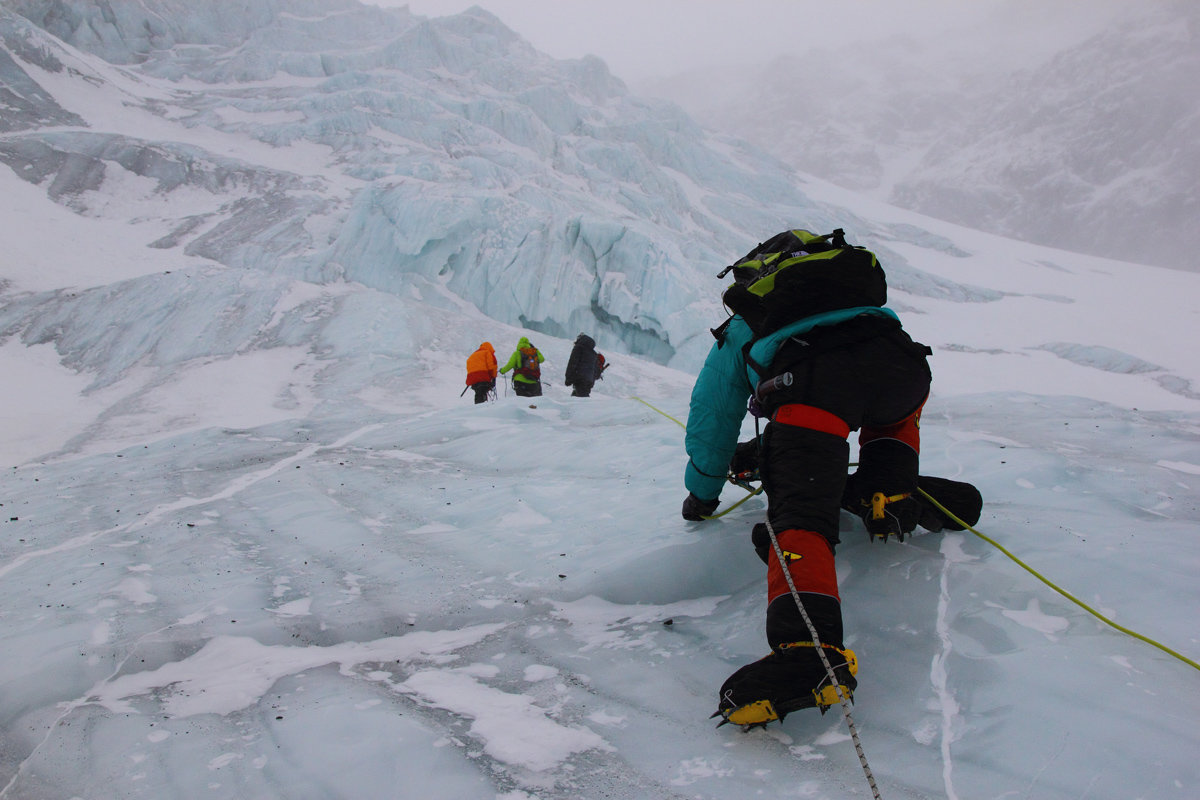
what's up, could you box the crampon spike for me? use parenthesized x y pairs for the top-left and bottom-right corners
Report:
(713, 699), (780, 729)
(713, 710), (774, 731)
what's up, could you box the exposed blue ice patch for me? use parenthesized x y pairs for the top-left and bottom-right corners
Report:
(1033, 342), (1163, 374)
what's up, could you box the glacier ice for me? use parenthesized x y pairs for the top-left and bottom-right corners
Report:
(0, 0), (1003, 374)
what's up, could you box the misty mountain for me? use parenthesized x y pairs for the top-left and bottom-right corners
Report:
(647, 0), (1198, 272)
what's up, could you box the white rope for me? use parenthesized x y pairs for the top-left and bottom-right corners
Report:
(764, 518), (883, 800)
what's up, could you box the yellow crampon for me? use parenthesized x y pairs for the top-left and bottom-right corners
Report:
(776, 641), (860, 676)
(714, 647), (859, 728)
(865, 491), (913, 541)
(720, 699), (780, 727)
(811, 682), (853, 711)
(870, 491), (910, 520)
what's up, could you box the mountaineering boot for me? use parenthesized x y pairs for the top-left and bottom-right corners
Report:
(762, 528), (844, 649)
(714, 642), (858, 728)
(909, 475), (983, 532)
(852, 425), (921, 541)
(841, 473), (984, 537)
(713, 527), (855, 728)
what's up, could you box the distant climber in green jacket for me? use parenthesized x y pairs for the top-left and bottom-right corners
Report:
(499, 337), (545, 397)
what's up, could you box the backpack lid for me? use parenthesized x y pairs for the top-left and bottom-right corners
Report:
(719, 229), (848, 291)
(716, 228), (887, 337)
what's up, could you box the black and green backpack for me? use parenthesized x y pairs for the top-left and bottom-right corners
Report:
(717, 228), (887, 336)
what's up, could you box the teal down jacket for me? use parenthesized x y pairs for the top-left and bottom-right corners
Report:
(683, 306), (900, 502)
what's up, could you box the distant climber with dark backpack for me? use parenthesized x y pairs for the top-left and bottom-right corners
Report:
(500, 336), (545, 397)
(464, 342), (498, 404)
(564, 333), (600, 397)
(681, 228), (982, 729)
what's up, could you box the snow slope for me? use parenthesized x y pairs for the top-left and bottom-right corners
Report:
(1, 252), (1197, 799)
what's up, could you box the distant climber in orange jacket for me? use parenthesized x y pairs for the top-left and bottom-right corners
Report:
(465, 342), (498, 404)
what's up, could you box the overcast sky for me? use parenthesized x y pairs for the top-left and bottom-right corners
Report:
(372, 0), (1129, 84)
(378, 0), (1010, 81)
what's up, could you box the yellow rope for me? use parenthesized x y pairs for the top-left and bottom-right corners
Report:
(707, 485), (763, 517)
(631, 396), (761, 517)
(917, 489), (1199, 673)
(632, 395), (1198, 673)
(630, 395), (687, 428)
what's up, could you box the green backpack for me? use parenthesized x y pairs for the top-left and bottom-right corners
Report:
(717, 228), (887, 336)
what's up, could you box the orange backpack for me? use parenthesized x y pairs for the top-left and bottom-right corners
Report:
(516, 346), (540, 380)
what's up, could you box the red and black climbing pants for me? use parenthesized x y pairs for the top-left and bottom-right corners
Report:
(755, 315), (932, 647)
